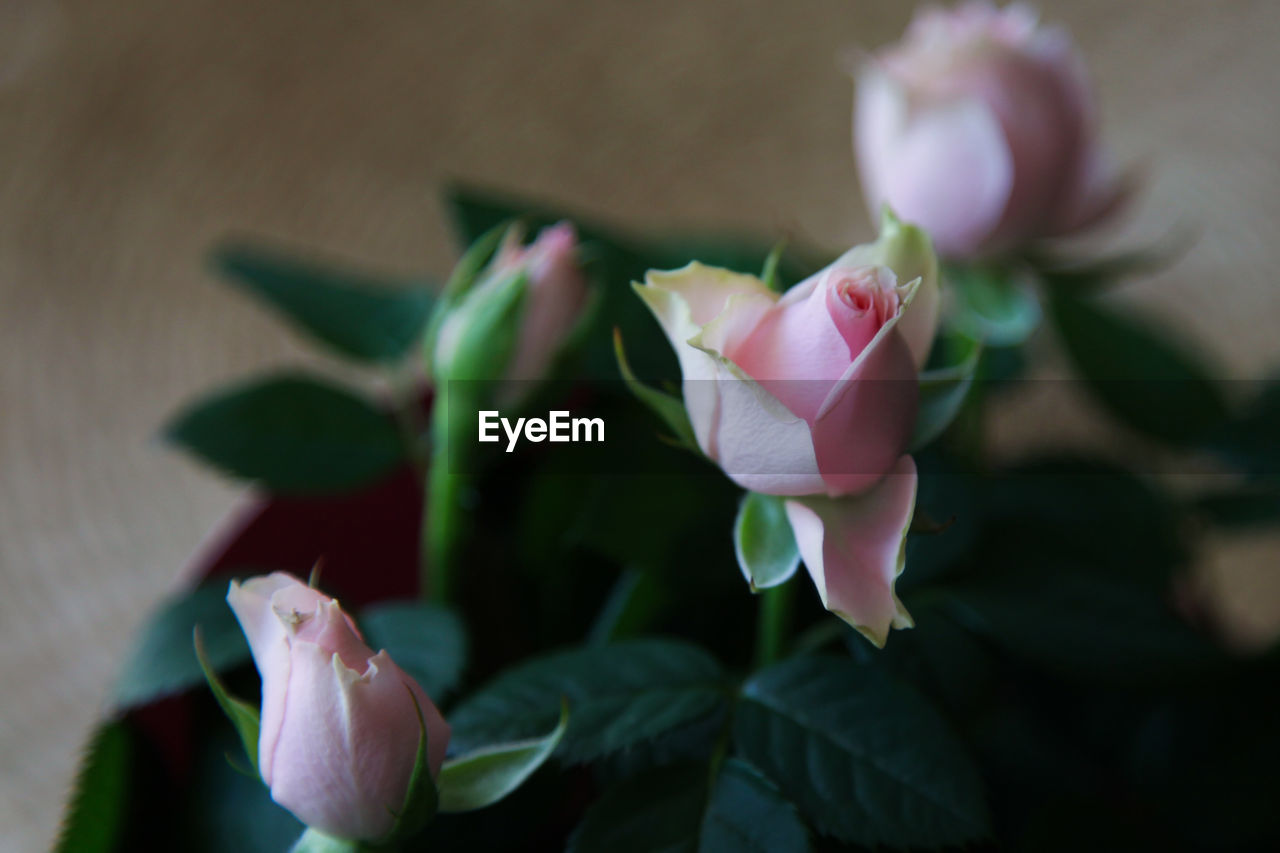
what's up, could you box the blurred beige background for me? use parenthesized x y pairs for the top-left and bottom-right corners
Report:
(1, 0), (1277, 849)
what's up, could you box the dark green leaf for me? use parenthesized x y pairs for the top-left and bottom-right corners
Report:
(1191, 486), (1280, 529)
(734, 656), (989, 847)
(114, 580), (249, 710)
(195, 627), (261, 770)
(568, 764), (706, 853)
(1049, 292), (1229, 444)
(733, 492), (800, 592)
(448, 640), (730, 762)
(164, 372), (406, 494)
(980, 456), (1185, 586)
(360, 601), (467, 700)
(55, 721), (132, 853)
(700, 759), (810, 853)
(187, 726), (303, 853)
(569, 760), (809, 853)
(1211, 375), (1280, 477)
(941, 567), (1222, 685)
(438, 700), (568, 813)
(212, 242), (434, 364)
(588, 568), (664, 645)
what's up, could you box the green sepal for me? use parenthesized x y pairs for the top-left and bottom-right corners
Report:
(912, 332), (984, 450)
(422, 222), (511, 369)
(946, 263), (1041, 347)
(437, 698), (569, 813)
(613, 326), (698, 450)
(431, 269), (529, 384)
(194, 627), (261, 772)
(381, 687), (439, 843)
(733, 492), (800, 592)
(288, 828), (364, 853)
(761, 240), (787, 292)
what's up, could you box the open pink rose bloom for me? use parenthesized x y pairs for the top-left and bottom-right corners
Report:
(636, 212), (939, 645)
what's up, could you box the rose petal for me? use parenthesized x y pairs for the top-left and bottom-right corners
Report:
(877, 94), (1014, 258)
(784, 455), (918, 647)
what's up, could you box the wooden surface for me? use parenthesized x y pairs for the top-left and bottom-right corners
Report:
(2, 1), (1278, 848)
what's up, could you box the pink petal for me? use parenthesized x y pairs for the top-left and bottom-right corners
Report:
(811, 324), (918, 497)
(876, 96), (1014, 258)
(784, 455), (918, 647)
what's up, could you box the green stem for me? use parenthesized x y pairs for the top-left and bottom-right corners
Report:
(422, 388), (471, 606)
(753, 582), (793, 668)
(423, 449), (465, 605)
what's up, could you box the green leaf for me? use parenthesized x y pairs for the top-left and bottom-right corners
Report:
(913, 332), (983, 450)
(186, 725), (304, 853)
(701, 759), (810, 853)
(55, 721), (132, 853)
(941, 567), (1222, 685)
(588, 568), (664, 645)
(946, 263), (1041, 346)
(438, 699), (569, 813)
(1192, 486), (1280, 529)
(113, 580), (249, 710)
(733, 492), (800, 591)
(613, 327), (698, 450)
(163, 372), (406, 494)
(359, 601), (467, 700)
(1212, 376), (1280, 476)
(448, 639), (730, 762)
(195, 627), (261, 770)
(569, 760), (810, 853)
(733, 656), (989, 847)
(1049, 292), (1229, 444)
(212, 242), (434, 364)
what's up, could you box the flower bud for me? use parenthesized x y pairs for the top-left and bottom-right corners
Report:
(227, 573), (450, 842)
(855, 2), (1126, 258)
(433, 223), (587, 387)
(635, 213), (937, 644)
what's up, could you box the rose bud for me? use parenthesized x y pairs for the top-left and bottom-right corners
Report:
(227, 572), (450, 842)
(635, 211), (937, 644)
(855, 2), (1127, 259)
(433, 222), (587, 387)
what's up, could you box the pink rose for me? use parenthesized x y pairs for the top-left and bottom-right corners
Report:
(227, 572), (450, 842)
(855, 2), (1126, 259)
(434, 222), (587, 386)
(636, 212), (937, 644)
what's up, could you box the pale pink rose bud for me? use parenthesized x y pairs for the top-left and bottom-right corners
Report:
(227, 572), (450, 842)
(636, 214), (937, 644)
(855, 2), (1127, 258)
(434, 222), (588, 386)
(636, 211), (936, 499)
